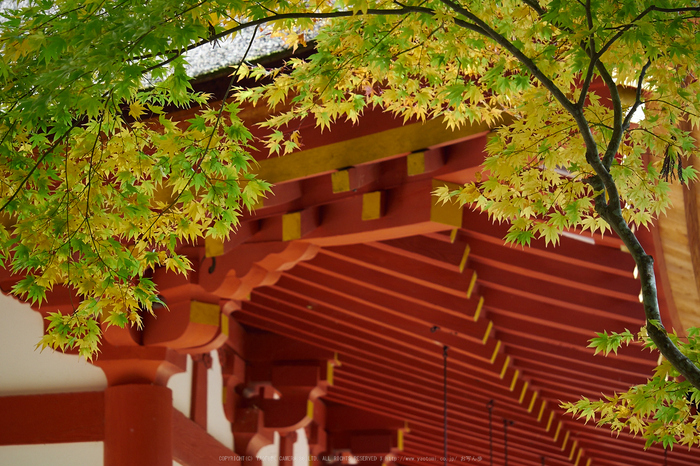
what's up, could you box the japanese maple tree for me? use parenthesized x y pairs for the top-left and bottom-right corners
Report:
(2, 0), (700, 448)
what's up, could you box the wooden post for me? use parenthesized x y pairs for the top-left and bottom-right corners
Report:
(104, 384), (172, 466)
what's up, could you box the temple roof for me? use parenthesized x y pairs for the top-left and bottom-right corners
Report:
(184, 29), (289, 78)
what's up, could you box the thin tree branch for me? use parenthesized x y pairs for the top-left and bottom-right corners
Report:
(621, 59), (652, 133)
(576, 0), (597, 109)
(597, 6), (700, 59)
(140, 25), (259, 242)
(521, 0), (545, 16)
(595, 61), (624, 170)
(439, 0), (577, 114)
(392, 24), (442, 59)
(0, 127), (75, 214)
(644, 98), (700, 119)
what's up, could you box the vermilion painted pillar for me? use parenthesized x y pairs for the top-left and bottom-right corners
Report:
(104, 384), (172, 466)
(279, 431), (298, 466)
(190, 352), (212, 428)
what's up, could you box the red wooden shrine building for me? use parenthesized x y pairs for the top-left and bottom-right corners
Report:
(1, 68), (700, 466)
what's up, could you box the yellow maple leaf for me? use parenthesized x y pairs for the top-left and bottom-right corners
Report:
(128, 101), (147, 120)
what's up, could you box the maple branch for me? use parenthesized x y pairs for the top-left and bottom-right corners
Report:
(597, 54), (648, 169)
(392, 22), (444, 59)
(478, 0), (700, 389)
(598, 6), (700, 59)
(590, 170), (700, 391)
(602, 64), (700, 390)
(0, 126), (75, 214)
(576, 0), (597, 109)
(342, 12), (694, 385)
(595, 61), (623, 170)
(581, 57), (700, 390)
(439, 0), (577, 115)
(520, 0), (545, 16)
(621, 59), (652, 133)
(436, 9), (693, 380)
(643, 98), (700, 119)
(586, 143), (700, 390)
(140, 25), (259, 242)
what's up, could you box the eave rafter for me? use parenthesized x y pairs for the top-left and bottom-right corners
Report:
(231, 246), (587, 465)
(228, 211), (697, 464)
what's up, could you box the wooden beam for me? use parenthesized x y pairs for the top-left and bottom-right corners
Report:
(190, 353), (212, 429)
(282, 208), (320, 241)
(196, 241), (319, 299)
(455, 212), (634, 277)
(482, 289), (638, 339)
(233, 310), (512, 399)
(474, 263), (643, 323)
(493, 332), (654, 383)
(332, 369), (543, 429)
(173, 408), (239, 466)
(331, 356), (522, 411)
(239, 299), (500, 382)
(323, 389), (570, 466)
(331, 165), (379, 193)
(406, 149), (444, 177)
(0, 392), (104, 445)
(291, 254), (477, 323)
(249, 287), (494, 363)
(142, 300), (222, 350)
(254, 119), (490, 184)
(297, 178), (462, 247)
(320, 245), (474, 298)
(461, 235), (640, 299)
(278, 263), (483, 328)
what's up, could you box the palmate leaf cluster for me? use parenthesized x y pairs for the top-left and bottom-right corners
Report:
(0, 0), (276, 357)
(563, 327), (700, 450)
(4, 0), (700, 449)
